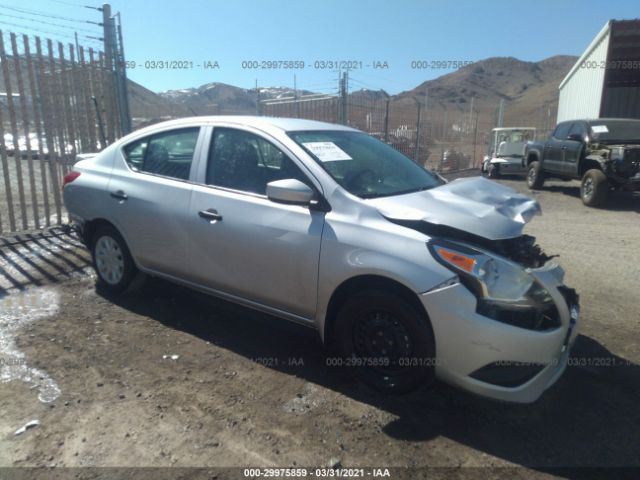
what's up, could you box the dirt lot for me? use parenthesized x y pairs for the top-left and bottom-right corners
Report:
(0, 176), (639, 478)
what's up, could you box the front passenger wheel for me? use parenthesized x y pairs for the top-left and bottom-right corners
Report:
(581, 169), (608, 207)
(334, 290), (436, 394)
(91, 225), (137, 293)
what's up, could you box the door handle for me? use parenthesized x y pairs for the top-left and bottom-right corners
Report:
(561, 146), (567, 150)
(198, 208), (223, 222)
(110, 190), (128, 201)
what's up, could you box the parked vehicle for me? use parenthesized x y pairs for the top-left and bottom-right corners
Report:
(525, 118), (640, 206)
(63, 116), (579, 403)
(481, 127), (536, 178)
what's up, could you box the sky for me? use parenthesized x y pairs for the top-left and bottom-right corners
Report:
(0, 0), (638, 95)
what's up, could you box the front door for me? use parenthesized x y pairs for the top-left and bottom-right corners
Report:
(186, 126), (324, 319)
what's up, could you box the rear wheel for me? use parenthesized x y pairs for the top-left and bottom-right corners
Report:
(581, 169), (608, 207)
(527, 161), (545, 189)
(334, 290), (436, 394)
(91, 225), (137, 293)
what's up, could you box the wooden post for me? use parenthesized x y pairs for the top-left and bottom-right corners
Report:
(79, 46), (97, 151)
(0, 32), (28, 230)
(45, 38), (64, 223)
(23, 34), (50, 227)
(58, 42), (76, 175)
(35, 36), (61, 224)
(11, 32), (40, 229)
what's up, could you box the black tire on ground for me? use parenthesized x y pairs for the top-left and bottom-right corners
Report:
(580, 169), (608, 207)
(333, 290), (436, 394)
(91, 225), (137, 294)
(488, 163), (500, 179)
(527, 161), (545, 189)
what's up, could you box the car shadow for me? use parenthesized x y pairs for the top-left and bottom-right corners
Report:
(100, 277), (640, 473)
(544, 184), (640, 213)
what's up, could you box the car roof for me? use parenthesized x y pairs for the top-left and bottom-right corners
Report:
(133, 116), (359, 135)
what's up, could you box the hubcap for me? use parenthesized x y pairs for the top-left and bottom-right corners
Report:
(354, 310), (412, 371)
(95, 236), (125, 285)
(583, 177), (594, 199)
(528, 168), (536, 185)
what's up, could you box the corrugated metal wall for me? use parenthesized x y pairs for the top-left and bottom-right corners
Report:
(557, 29), (609, 122)
(602, 86), (640, 118)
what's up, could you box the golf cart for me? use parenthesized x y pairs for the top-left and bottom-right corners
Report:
(481, 127), (536, 178)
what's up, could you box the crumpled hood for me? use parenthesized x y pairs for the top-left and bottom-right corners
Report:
(368, 176), (541, 240)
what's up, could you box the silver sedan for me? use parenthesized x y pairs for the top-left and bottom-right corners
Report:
(63, 116), (579, 402)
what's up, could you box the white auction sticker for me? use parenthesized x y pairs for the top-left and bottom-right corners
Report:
(303, 142), (352, 162)
(591, 125), (609, 133)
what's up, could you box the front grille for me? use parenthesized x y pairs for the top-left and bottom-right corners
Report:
(477, 300), (560, 331)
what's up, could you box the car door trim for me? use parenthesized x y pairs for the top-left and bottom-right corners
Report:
(137, 265), (317, 328)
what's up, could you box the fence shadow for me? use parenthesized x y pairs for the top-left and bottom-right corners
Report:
(0, 226), (91, 296)
(100, 276), (640, 473)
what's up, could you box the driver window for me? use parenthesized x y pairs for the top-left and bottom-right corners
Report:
(206, 128), (309, 195)
(553, 123), (571, 140)
(568, 123), (587, 140)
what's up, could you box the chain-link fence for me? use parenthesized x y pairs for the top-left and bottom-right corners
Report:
(261, 93), (494, 173)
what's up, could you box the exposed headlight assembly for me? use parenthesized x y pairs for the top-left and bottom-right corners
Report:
(428, 239), (559, 330)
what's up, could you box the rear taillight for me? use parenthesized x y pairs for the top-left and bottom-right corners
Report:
(62, 171), (81, 189)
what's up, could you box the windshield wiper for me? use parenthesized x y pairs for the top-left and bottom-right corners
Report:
(359, 185), (433, 199)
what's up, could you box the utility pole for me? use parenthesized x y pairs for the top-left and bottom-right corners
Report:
(115, 13), (131, 133)
(441, 108), (448, 172)
(255, 79), (260, 115)
(339, 71), (348, 125)
(103, 4), (131, 136)
(384, 99), (390, 142)
(294, 74), (300, 118)
(414, 100), (422, 163)
(473, 111), (479, 168)
(497, 98), (505, 128)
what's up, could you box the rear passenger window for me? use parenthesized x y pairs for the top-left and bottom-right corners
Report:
(122, 127), (200, 181)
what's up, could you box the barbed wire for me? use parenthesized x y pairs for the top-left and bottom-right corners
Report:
(0, 21), (102, 48)
(0, 11), (100, 35)
(0, 2), (99, 25)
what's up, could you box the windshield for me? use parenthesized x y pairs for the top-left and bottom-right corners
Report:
(288, 130), (443, 198)
(588, 120), (640, 143)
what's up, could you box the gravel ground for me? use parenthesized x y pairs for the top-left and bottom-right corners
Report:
(0, 175), (639, 478)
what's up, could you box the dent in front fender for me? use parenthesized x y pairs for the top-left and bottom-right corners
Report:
(314, 212), (455, 341)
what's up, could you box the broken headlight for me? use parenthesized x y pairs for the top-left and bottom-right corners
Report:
(428, 239), (558, 330)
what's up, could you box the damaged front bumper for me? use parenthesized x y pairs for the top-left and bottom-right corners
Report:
(421, 261), (579, 403)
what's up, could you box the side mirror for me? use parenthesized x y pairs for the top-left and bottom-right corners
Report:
(567, 133), (583, 142)
(266, 178), (315, 205)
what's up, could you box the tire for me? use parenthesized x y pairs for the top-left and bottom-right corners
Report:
(580, 169), (608, 207)
(527, 161), (545, 189)
(333, 290), (436, 394)
(91, 225), (137, 293)
(488, 163), (500, 179)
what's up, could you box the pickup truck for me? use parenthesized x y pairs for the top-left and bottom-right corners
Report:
(524, 118), (640, 206)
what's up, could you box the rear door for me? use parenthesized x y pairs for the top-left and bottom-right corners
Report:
(543, 122), (571, 174)
(107, 126), (204, 277)
(186, 126), (324, 320)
